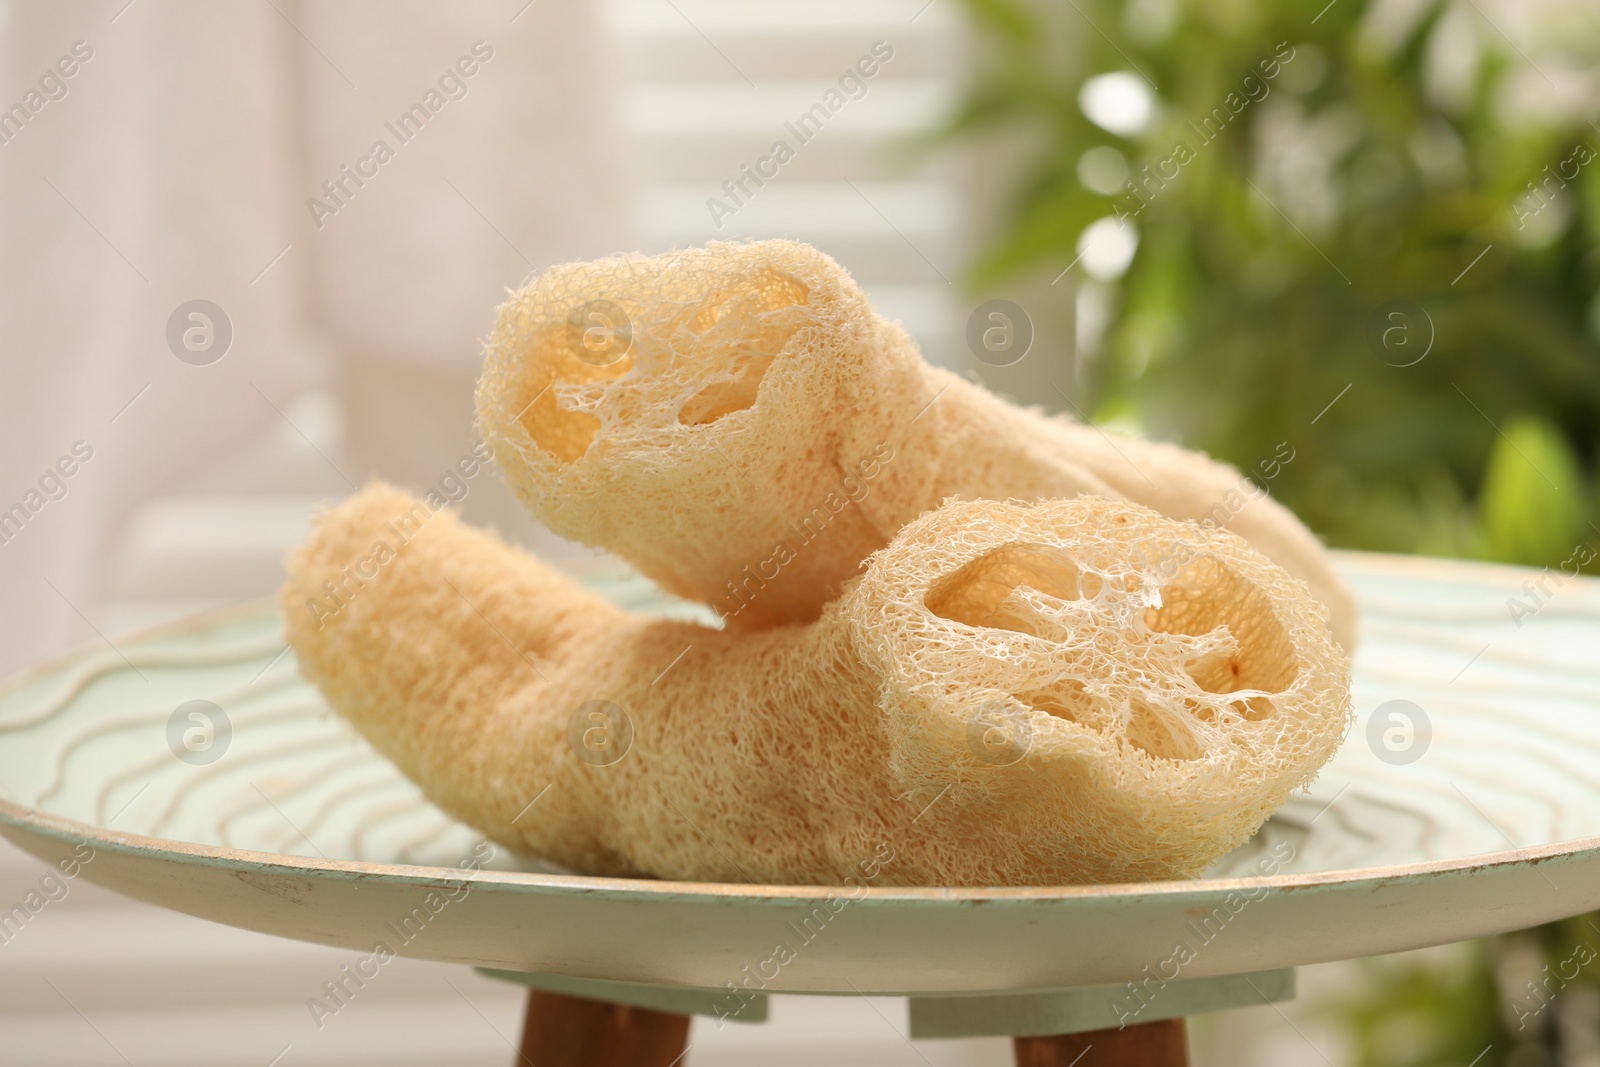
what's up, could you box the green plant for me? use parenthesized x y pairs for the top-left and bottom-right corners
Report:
(942, 0), (1600, 561)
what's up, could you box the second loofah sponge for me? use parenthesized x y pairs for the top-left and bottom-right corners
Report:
(283, 484), (1350, 886)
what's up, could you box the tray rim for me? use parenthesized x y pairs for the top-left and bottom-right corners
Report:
(2, 793), (1591, 907)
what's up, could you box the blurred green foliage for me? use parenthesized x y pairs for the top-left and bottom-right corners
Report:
(944, 0), (1600, 1063)
(1323, 943), (1502, 1066)
(942, 0), (1600, 565)
(1476, 417), (1586, 565)
(1319, 920), (1600, 1066)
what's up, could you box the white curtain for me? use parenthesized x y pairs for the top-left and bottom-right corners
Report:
(0, 0), (629, 676)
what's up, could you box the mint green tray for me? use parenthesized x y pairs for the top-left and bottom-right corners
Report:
(1, 553), (1596, 1014)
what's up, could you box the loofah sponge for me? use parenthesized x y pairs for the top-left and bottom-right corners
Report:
(476, 240), (1357, 648)
(282, 484), (1350, 886)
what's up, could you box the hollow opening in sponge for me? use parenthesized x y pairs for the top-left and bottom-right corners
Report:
(923, 543), (1296, 760)
(676, 269), (810, 425)
(514, 322), (635, 463)
(923, 543), (1086, 634)
(1012, 680), (1091, 726)
(509, 267), (810, 458)
(1144, 555), (1299, 709)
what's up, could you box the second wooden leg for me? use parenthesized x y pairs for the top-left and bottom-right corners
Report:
(1014, 1017), (1188, 1067)
(517, 988), (691, 1067)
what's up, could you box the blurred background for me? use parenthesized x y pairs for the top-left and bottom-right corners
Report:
(1, 0), (1598, 1063)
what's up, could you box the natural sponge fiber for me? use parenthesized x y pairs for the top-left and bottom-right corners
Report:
(282, 483), (1350, 886)
(476, 240), (1357, 648)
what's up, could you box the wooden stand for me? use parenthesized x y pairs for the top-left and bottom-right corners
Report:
(518, 989), (692, 1067)
(1015, 1018), (1188, 1066)
(517, 990), (1188, 1066)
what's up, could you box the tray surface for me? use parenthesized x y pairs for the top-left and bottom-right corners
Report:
(2, 552), (1597, 994)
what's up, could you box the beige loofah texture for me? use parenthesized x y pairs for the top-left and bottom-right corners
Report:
(851, 496), (1350, 882)
(282, 484), (1350, 887)
(476, 240), (1357, 648)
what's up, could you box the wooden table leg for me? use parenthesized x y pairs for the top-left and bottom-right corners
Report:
(517, 988), (691, 1067)
(1014, 1017), (1188, 1066)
